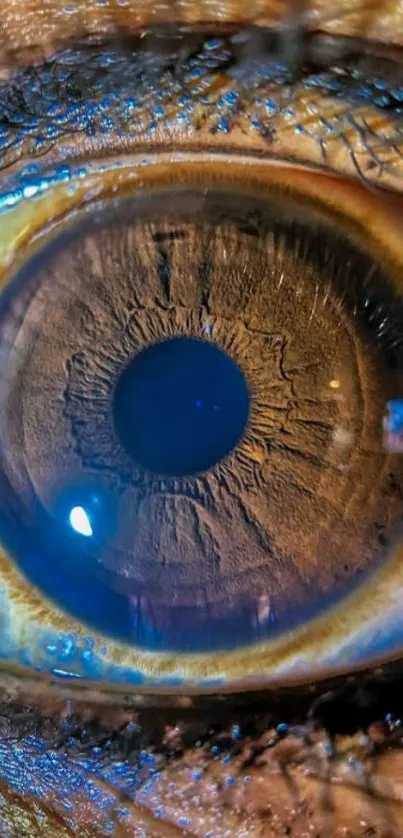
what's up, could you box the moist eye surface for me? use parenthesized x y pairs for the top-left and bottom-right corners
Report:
(1, 186), (403, 654)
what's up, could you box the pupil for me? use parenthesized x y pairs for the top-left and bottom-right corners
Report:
(113, 336), (250, 476)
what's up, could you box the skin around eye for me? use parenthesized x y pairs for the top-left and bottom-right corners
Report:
(2, 666), (403, 836)
(2, 33), (403, 200)
(1, 0), (403, 63)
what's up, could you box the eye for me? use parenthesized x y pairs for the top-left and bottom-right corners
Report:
(1, 29), (403, 693)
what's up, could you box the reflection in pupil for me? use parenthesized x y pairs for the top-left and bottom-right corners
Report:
(113, 336), (250, 476)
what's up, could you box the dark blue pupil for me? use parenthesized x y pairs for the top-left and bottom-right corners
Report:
(113, 336), (250, 476)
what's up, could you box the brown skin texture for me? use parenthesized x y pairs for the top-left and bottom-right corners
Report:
(1, 2), (403, 836)
(3, 669), (403, 836)
(0, 0), (402, 64)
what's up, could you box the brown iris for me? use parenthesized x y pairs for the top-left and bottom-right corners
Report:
(1, 186), (402, 652)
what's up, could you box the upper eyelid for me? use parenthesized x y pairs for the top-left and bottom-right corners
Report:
(0, 34), (403, 196)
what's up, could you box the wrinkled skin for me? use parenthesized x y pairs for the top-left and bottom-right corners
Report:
(2, 1), (403, 836)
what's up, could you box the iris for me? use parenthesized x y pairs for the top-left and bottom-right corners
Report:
(1, 188), (403, 654)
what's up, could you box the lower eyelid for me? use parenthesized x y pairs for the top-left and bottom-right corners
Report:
(3, 672), (403, 838)
(0, 671), (146, 725)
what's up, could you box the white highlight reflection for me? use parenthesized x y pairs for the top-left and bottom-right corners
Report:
(69, 506), (93, 537)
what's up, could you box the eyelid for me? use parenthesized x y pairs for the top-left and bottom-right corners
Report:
(1, 36), (403, 199)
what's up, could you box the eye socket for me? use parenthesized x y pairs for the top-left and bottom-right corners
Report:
(1, 155), (403, 691)
(2, 29), (403, 691)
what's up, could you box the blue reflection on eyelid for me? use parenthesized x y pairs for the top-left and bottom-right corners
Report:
(69, 506), (93, 537)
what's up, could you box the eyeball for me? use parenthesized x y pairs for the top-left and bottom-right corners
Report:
(0, 158), (402, 691)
